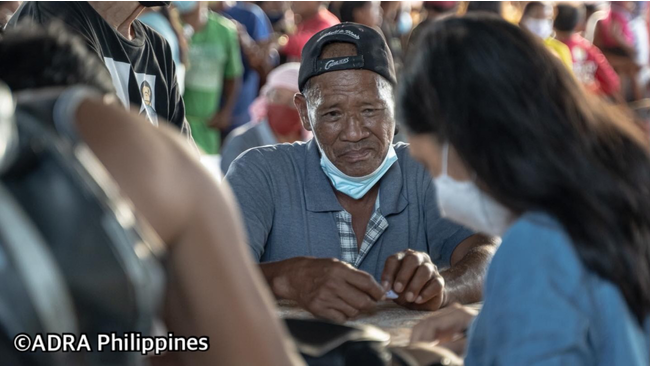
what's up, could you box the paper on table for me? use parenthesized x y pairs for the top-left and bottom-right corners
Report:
(385, 290), (398, 299)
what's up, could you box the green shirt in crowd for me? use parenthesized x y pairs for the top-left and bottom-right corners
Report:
(184, 12), (243, 154)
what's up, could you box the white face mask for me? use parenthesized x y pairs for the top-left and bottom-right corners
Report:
(434, 143), (514, 237)
(523, 18), (553, 39)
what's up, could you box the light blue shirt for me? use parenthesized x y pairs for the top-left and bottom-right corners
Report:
(466, 212), (650, 365)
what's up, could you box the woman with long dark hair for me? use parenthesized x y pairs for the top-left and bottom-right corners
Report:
(399, 14), (650, 364)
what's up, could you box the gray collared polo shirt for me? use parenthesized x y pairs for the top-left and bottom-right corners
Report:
(225, 139), (473, 280)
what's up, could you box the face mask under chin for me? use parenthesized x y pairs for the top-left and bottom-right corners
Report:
(309, 115), (398, 199)
(312, 131), (397, 199)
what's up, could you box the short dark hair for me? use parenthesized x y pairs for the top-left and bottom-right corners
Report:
(0, 22), (115, 94)
(141, 80), (152, 91)
(554, 3), (585, 32)
(339, 1), (370, 23)
(423, 1), (458, 13)
(466, 1), (502, 16)
(522, 1), (545, 17)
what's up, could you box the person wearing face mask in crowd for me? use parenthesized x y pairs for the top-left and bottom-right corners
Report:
(520, 1), (573, 72)
(7, 1), (193, 138)
(220, 62), (306, 174)
(399, 14), (650, 364)
(226, 23), (497, 323)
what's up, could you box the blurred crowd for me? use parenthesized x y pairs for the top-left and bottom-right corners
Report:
(164, 1), (650, 171)
(3, 1), (649, 173)
(1, 2), (650, 365)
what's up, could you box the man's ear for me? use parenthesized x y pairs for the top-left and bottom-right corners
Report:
(294, 93), (312, 131)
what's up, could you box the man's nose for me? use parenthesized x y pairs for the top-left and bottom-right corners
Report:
(340, 114), (370, 142)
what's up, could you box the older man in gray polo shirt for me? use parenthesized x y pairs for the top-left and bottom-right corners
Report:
(226, 23), (497, 322)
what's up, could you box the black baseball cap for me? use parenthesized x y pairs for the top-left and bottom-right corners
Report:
(298, 23), (397, 92)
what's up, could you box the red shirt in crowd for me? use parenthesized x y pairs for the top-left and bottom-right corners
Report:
(560, 33), (621, 97)
(598, 7), (635, 49)
(283, 8), (340, 60)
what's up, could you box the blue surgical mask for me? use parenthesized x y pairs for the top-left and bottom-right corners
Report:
(319, 145), (398, 199)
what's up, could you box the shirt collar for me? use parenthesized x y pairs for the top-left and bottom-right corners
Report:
(378, 154), (408, 216)
(304, 139), (408, 215)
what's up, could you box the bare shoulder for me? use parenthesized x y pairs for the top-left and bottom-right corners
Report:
(74, 99), (218, 243)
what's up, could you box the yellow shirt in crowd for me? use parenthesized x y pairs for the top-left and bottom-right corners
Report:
(544, 37), (574, 72)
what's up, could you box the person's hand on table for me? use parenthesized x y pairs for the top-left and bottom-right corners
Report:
(283, 257), (386, 323)
(410, 303), (478, 347)
(381, 249), (446, 311)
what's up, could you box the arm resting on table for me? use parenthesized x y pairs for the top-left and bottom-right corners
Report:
(441, 234), (498, 306)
